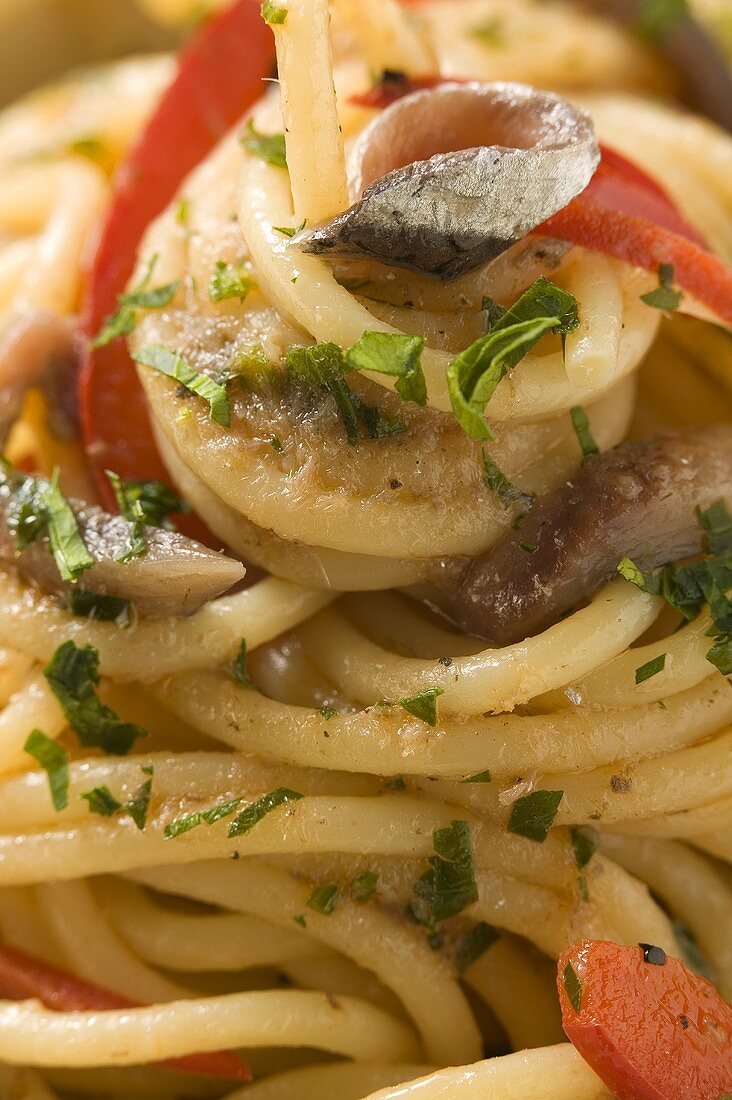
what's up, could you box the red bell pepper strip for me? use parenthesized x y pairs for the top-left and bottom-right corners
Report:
(78, 0), (275, 517)
(558, 940), (732, 1100)
(0, 942), (251, 1081)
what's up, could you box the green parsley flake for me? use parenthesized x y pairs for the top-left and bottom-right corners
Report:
(93, 255), (179, 348)
(307, 883), (341, 914)
(570, 406), (599, 459)
(696, 499), (732, 554)
(351, 870), (379, 902)
(241, 121), (287, 168)
(44, 640), (147, 756)
(176, 199), (190, 226)
(446, 278), (579, 440)
(345, 331), (427, 406)
(637, 0), (689, 41)
(82, 786), (122, 816)
(209, 260), (257, 303)
(455, 921), (499, 973)
(460, 770), (492, 784)
(287, 343), (361, 444)
(233, 639), (257, 690)
(261, 0), (288, 23)
(293, 914), (307, 928)
(24, 730), (69, 811)
(640, 264), (683, 311)
(399, 687), (444, 727)
(507, 789), (564, 843)
(319, 705), (336, 719)
(470, 17), (505, 46)
(67, 589), (131, 626)
(562, 961), (583, 1013)
(133, 345), (230, 427)
(635, 653), (667, 684)
(126, 770), (153, 830)
(228, 787), (303, 838)
(482, 448), (535, 513)
(570, 825), (600, 871)
(274, 219), (306, 238)
(410, 820), (478, 928)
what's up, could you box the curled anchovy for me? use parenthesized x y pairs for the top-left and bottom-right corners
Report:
(297, 82), (599, 280)
(0, 480), (245, 619)
(439, 425), (732, 645)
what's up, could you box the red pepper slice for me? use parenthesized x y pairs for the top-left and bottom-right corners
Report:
(558, 940), (732, 1100)
(0, 942), (251, 1080)
(78, 0), (275, 517)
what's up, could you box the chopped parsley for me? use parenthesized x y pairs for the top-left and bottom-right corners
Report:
(3, 465), (94, 584)
(640, 263), (683, 311)
(345, 332), (427, 406)
(461, 770), (492, 784)
(274, 219), (306, 238)
(455, 921), (499, 973)
(133, 345), (230, 427)
(209, 260), (257, 303)
(507, 789), (564, 843)
(66, 590), (131, 626)
(261, 0), (288, 23)
(92, 255), (180, 348)
(399, 687), (444, 727)
(241, 121), (287, 168)
(164, 798), (242, 840)
(287, 343), (361, 444)
(307, 883), (342, 914)
(44, 640), (147, 755)
(635, 653), (667, 684)
(470, 17), (505, 46)
(82, 767), (153, 829)
(617, 501), (732, 676)
(562, 961), (583, 1012)
(319, 705), (337, 720)
(570, 825), (600, 870)
(293, 914), (307, 928)
(24, 730), (69, 811)
(232, 639), (257, 689)
(446, 278), (579, 440)
(570, 406), (599, 459)
(126, 768), (153, 830)
(482, 448), (535, 514)
(410, 820), (478, 928)
(227, 787), (303, 838)
(175, 199), (190, 226)
(351, 870), (379, 901)
(82, 786), (122, 816)
(637, 0), (689, 40)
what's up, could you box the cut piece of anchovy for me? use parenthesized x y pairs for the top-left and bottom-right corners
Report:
(296, 82), (599, 280)
(438, 424), (732, 645)
(0, 477), (245, 619)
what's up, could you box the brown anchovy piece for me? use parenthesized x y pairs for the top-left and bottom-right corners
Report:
(0, 479), (245, 619)
(296, 82), (599, 280)
(439, 425), (732, 645)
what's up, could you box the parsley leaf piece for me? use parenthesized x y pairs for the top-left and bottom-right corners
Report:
(82, 786), (122, 816)
(446, 278), (579, 440)
(228, 787), (303, 838)
(133, 345), (230, 427)
(307, 883), (341, 915)
(91, 304), (136, 349)
(562, 961), (583, 1012)
(360, 405), (407, 439)
(176, 199), (190, 226)
(164, 798), (242, 840)
(707, 635), (732, 675)
(640, 263), (683, 311)
(617, 556), (648, 591)
(570, 406), (599, 459)
(116, 479), (189, 531)
(482, 448), (535, 513)
(209, 260), (257, 303)
(351, 870), (379, 901)
(106, 470), (148, 563)
(696, 500), (732, 554)
(637, 0), (689, 41)
(66, 589), (131, 625)
(120, 281), (180, 311)
(164, 811), (203, 839)
(261, 0), (287, 22)
(233, 639), (256, 689)
(399, 687), (444, 727)
(43, 472), (94, 583)
(241, 121), (287, 168)
(286, 343), (361, 444)
(345, 332), (427, 406)
(410, 820), (478, 928)
(126, 770), (153, 830)
(319, 705), (337, 720)
(24, 730), (69, 811)
(274, 219), (306, 238)
(455, 921), (499, 973)
(293, 914), (307, 928)
(92, 254), (178, 348)
(635, 652), (667, 684)
(461, 770), (492, 784)
(470, 17), (504, 46)
(507, 789), (564, 842)
(44, 640), (147, 756)
(570, 825), (600, 871)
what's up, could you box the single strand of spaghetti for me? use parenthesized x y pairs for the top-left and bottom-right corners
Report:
(600, 834), (732, 998)
(270, 0), (348, 223)
(330, 0), (434, 72)
(609, 795), (732, 840)
(128, 859), (481, 1066)
(361, 1044), (607, 1100)
(222, 1061), (434, 1100)
(0, 647), (35, 707)
(0, 989), (421, 1067)
(558, 253), (622, 390)
(280, 953), (405, 1019)
(690, 830), (732, 864)
(0, 571), (334, 682)
(152, 666), (732, 781)
(0, 669), (65, 776)
(35, 880), (190, 1004)
(97, 878), (328, 973)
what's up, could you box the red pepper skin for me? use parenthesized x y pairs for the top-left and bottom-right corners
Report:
(558, 940), (732, 1100)
(78, 0), (275, 517)
(0, 942), (252, 1081)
